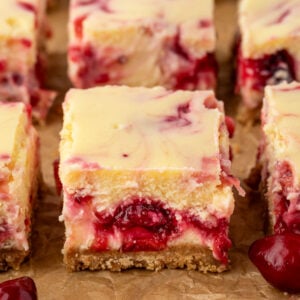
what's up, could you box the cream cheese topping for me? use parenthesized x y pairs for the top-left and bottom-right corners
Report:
(0, 0), (39, 38)
(70, 0), (215, 53)
(239, 0), (300, 58)
(60, 86), (223, 173)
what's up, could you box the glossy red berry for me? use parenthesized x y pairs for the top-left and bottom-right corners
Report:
(249, 233), (300, 293)
(0, 276), (37, 300)
(225, 116), (235, 138)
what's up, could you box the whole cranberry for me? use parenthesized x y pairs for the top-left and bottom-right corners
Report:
(0, 276), (37, 300)
(249, 233), (300, 293)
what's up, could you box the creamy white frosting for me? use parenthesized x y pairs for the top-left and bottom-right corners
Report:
(239, 0), (300, 58)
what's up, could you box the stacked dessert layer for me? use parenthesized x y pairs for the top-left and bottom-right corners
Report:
(237, 0), (300, 109)
(0, 0), (55, 120)
(59, 85), (241, 272)
(68, 0), (217, 90)
(0, 102), (39, 270)
(261, 82), (300, 234)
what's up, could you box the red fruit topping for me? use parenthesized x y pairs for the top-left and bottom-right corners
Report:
(20, 39), (32, 48)
(0, 276), (37, 300)
(94, 73), (110, 84)
(271, 9), (290, 25)
(29, 92), (40, 108)
(225, 116), (235, 138)
(249, 233), (300, 293)
(92, 198), (231, 264)
(238, 49), (295, 92)
(173, 52), (218, 90)
(203, 96), (218, 109)
(74, 15), (87, 39)
(94, 198), (178, 252)
(0, 61), (7, 73)
(53, 159), (62, 195)
(12, 73), (24, 86)
(198, 19), (212, 28)
(0, 154), (10, 161)
(185, 214), (231, 264)
(164, 102), (191, 127)
(18, 2), (36, 14)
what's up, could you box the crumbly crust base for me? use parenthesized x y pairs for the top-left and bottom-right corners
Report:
(64, 245), (228, 273)
(0, 250), (30, 271)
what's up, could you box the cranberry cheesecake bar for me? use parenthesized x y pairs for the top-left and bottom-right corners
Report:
(237, 0), (300, 110)
(0, 0), (55, 120)
(261, 82), (300, 234)
(68, 0), (217, 90)
(0, 102), (39, 270)
(59, 86), (242, 272)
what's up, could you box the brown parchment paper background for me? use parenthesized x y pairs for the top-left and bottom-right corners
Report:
(0, 1), (298, 299)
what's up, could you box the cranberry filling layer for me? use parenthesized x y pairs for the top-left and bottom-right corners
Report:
(237, 48), (296, 92)
(75, 197), (233, 264)
(172, 53), (217, 90)
(272, 161), (300, 234)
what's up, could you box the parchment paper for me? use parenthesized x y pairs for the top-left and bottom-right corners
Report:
(0, 1), (297, 299)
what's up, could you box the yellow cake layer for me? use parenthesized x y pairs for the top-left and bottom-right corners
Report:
(0, 103), (39, 251)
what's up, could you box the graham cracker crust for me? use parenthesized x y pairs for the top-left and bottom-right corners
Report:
(64, 245), (228, 273)
(0, 250), (30, 271)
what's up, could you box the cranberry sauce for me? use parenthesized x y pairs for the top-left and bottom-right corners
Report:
(87, 197), (231, 264)
(237, 48), (296, 92)
(249, 233), (300, 293)
(172, 53), (217, 90)
(0, 277), (37, 300)
(273, 162), (300, 234)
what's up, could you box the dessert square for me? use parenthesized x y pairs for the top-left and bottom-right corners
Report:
(0, 102), (40, 270)
(237, 0), (300, 110)
(68, 0), (217, 90)
(261, 81), (300, 234)
(0, 0), (55, 120)
(59, 86), (241, 272)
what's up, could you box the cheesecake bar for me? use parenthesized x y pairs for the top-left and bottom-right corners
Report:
(68, 0), (217, 90)
(0, 102), (39, 270)
(261, 82), (300, 234)
(0, 0), (55, 120)
(59, 86), (242, 272)
(237, 0), (300, 110)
